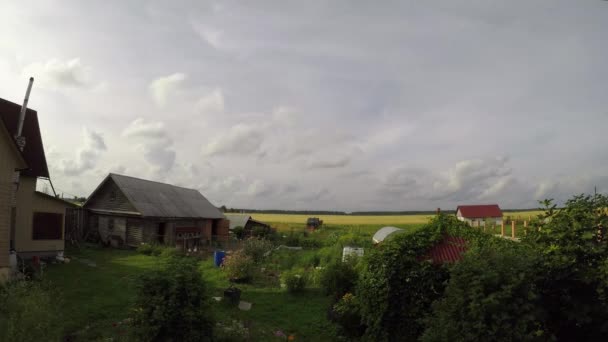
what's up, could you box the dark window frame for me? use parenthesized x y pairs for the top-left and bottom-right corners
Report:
(32, 212), (63, 240)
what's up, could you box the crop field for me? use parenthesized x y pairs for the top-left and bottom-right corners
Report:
(251, 210), (545, 226)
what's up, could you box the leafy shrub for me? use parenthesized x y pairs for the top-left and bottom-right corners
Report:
(317, 245), (342, 265)
(132, 256), (214, 341)
(223, 250), (255, 282)
(303, 253), (321, 268)
(232, 226), (246, 240)
(284, 231), (301, 247)
(331, 293), (366, 339)
(136, 243), (163, 256)
(522, 195), (608, 341)
(242, 238), (274, 262)
(160, 247), (183, 258)
(320, 261), (358, 298)
(251, 225), (275, 239)
(281, 269), (307, 293)
(299, 238), (322, 249)
(0, 280), (64, 342)
(357, 215), (470, 341)
(421, 243), (545, 342)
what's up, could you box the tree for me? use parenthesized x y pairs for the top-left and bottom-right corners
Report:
(422, 242), (546, 342)
(522, 194), (608, 340)
(132, 256), (214, 341)
(357, 215), (471, 341)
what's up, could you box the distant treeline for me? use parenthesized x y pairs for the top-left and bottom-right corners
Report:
(221, 207), (541, 215)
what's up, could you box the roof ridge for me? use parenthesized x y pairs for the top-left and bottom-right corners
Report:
(110, 173), (198, 192)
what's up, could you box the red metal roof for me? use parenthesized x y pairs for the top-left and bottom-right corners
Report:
(0, 98), (49, 178)
(456, 204), (502, 218)
(422, 236), (468, 264)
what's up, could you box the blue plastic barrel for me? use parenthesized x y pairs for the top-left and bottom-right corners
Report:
(214, 250), (226, 267)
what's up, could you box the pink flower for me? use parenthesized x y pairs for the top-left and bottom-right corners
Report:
(274, 330), (286, 337)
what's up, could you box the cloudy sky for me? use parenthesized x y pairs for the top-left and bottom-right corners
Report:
(1, 1), (607, 211)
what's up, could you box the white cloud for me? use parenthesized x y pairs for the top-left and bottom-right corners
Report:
(203, 124), (265, 157)
(197, 88), (225, 113)
(122, 118), (167, 139)
(122, 118), (176, 174)
(191, 23), (224, 49)
(57, 128), (106, 176)
(307, 156), (351, 169)
(22, 58), (93, 88)
(149, 72), (187, 107)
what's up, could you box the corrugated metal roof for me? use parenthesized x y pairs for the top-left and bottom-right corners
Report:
(106, 173), (225, 219)
(0, 97), (49, 178)
(224, 214), (251, 230)
(422, 236), (468, 264)
(456, 204), (502, 218)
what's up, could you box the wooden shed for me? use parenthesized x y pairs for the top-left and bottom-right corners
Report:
(84, 173), (228, 250)
(225, 214), (271, 237)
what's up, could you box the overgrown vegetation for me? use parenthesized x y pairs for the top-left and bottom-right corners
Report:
(222, 249), (256, 282)
(132, 256), (214, 341)
(0, 280), (64, 342)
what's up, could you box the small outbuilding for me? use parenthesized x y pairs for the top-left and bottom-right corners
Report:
(225, 214), (271, 237)
(372, 226), (404, 244)
(456, 204), (503, 227)
(84, 173), (228, 250)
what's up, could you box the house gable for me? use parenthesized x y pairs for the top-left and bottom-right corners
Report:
(0, 98), (49, 178)
(84, 176), (139, 214)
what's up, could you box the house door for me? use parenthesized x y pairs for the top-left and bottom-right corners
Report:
(157, 222), (166, 244)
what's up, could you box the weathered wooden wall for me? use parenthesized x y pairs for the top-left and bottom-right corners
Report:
(85, 178), (137, 213)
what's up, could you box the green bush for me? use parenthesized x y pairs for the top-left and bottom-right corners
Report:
(299, 238), (322, 249)
(132, 256), (214, 341)
(160, 247), (183, 258)
(136, 243), (163, 256)
(281, 269), (307, 293)
(223, 250), (255, 282)
(0, 280), (64, 342)
(357, 215), (471, 341)
(251, 225), (275, 239)
(232, 226), (246, 240)
(242, 238), (274, 262)
(320, 261), (358, 298)
(522, 195), (608, 340)
(421, 243), (545, 342)
(331, 293), (366, 339)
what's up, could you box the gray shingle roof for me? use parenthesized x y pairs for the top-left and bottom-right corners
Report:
(224, 214), (251, 230)
(108, 173), (225, 219)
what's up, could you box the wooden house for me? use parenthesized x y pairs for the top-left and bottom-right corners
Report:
(83, 173), (229, 250)
(0, 113), (27, 281)
(456, 204), (503, 227)
(0, 97), (78, 264)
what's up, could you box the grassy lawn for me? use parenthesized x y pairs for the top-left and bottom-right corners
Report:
(45, 246), (340, 341)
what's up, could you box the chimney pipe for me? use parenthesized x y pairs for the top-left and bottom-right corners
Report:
(15, 77), (34, 150)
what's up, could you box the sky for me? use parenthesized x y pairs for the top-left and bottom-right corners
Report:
(1, 0), (607, 211)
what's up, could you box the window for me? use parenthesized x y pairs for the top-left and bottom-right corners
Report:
(108, 218), (115, 232)
(110, 190), (117, 202)
(32, 212), (63, 240)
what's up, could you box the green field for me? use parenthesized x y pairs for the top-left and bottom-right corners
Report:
(251, 211), (545, 227)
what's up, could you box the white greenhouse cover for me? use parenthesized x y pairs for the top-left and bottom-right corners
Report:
(372, 226), (404, 243)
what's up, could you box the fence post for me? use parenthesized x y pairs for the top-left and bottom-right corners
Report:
(511, 221), (516, 239)
(524, 220), (528, 228)
(501, 221), (505, 237)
